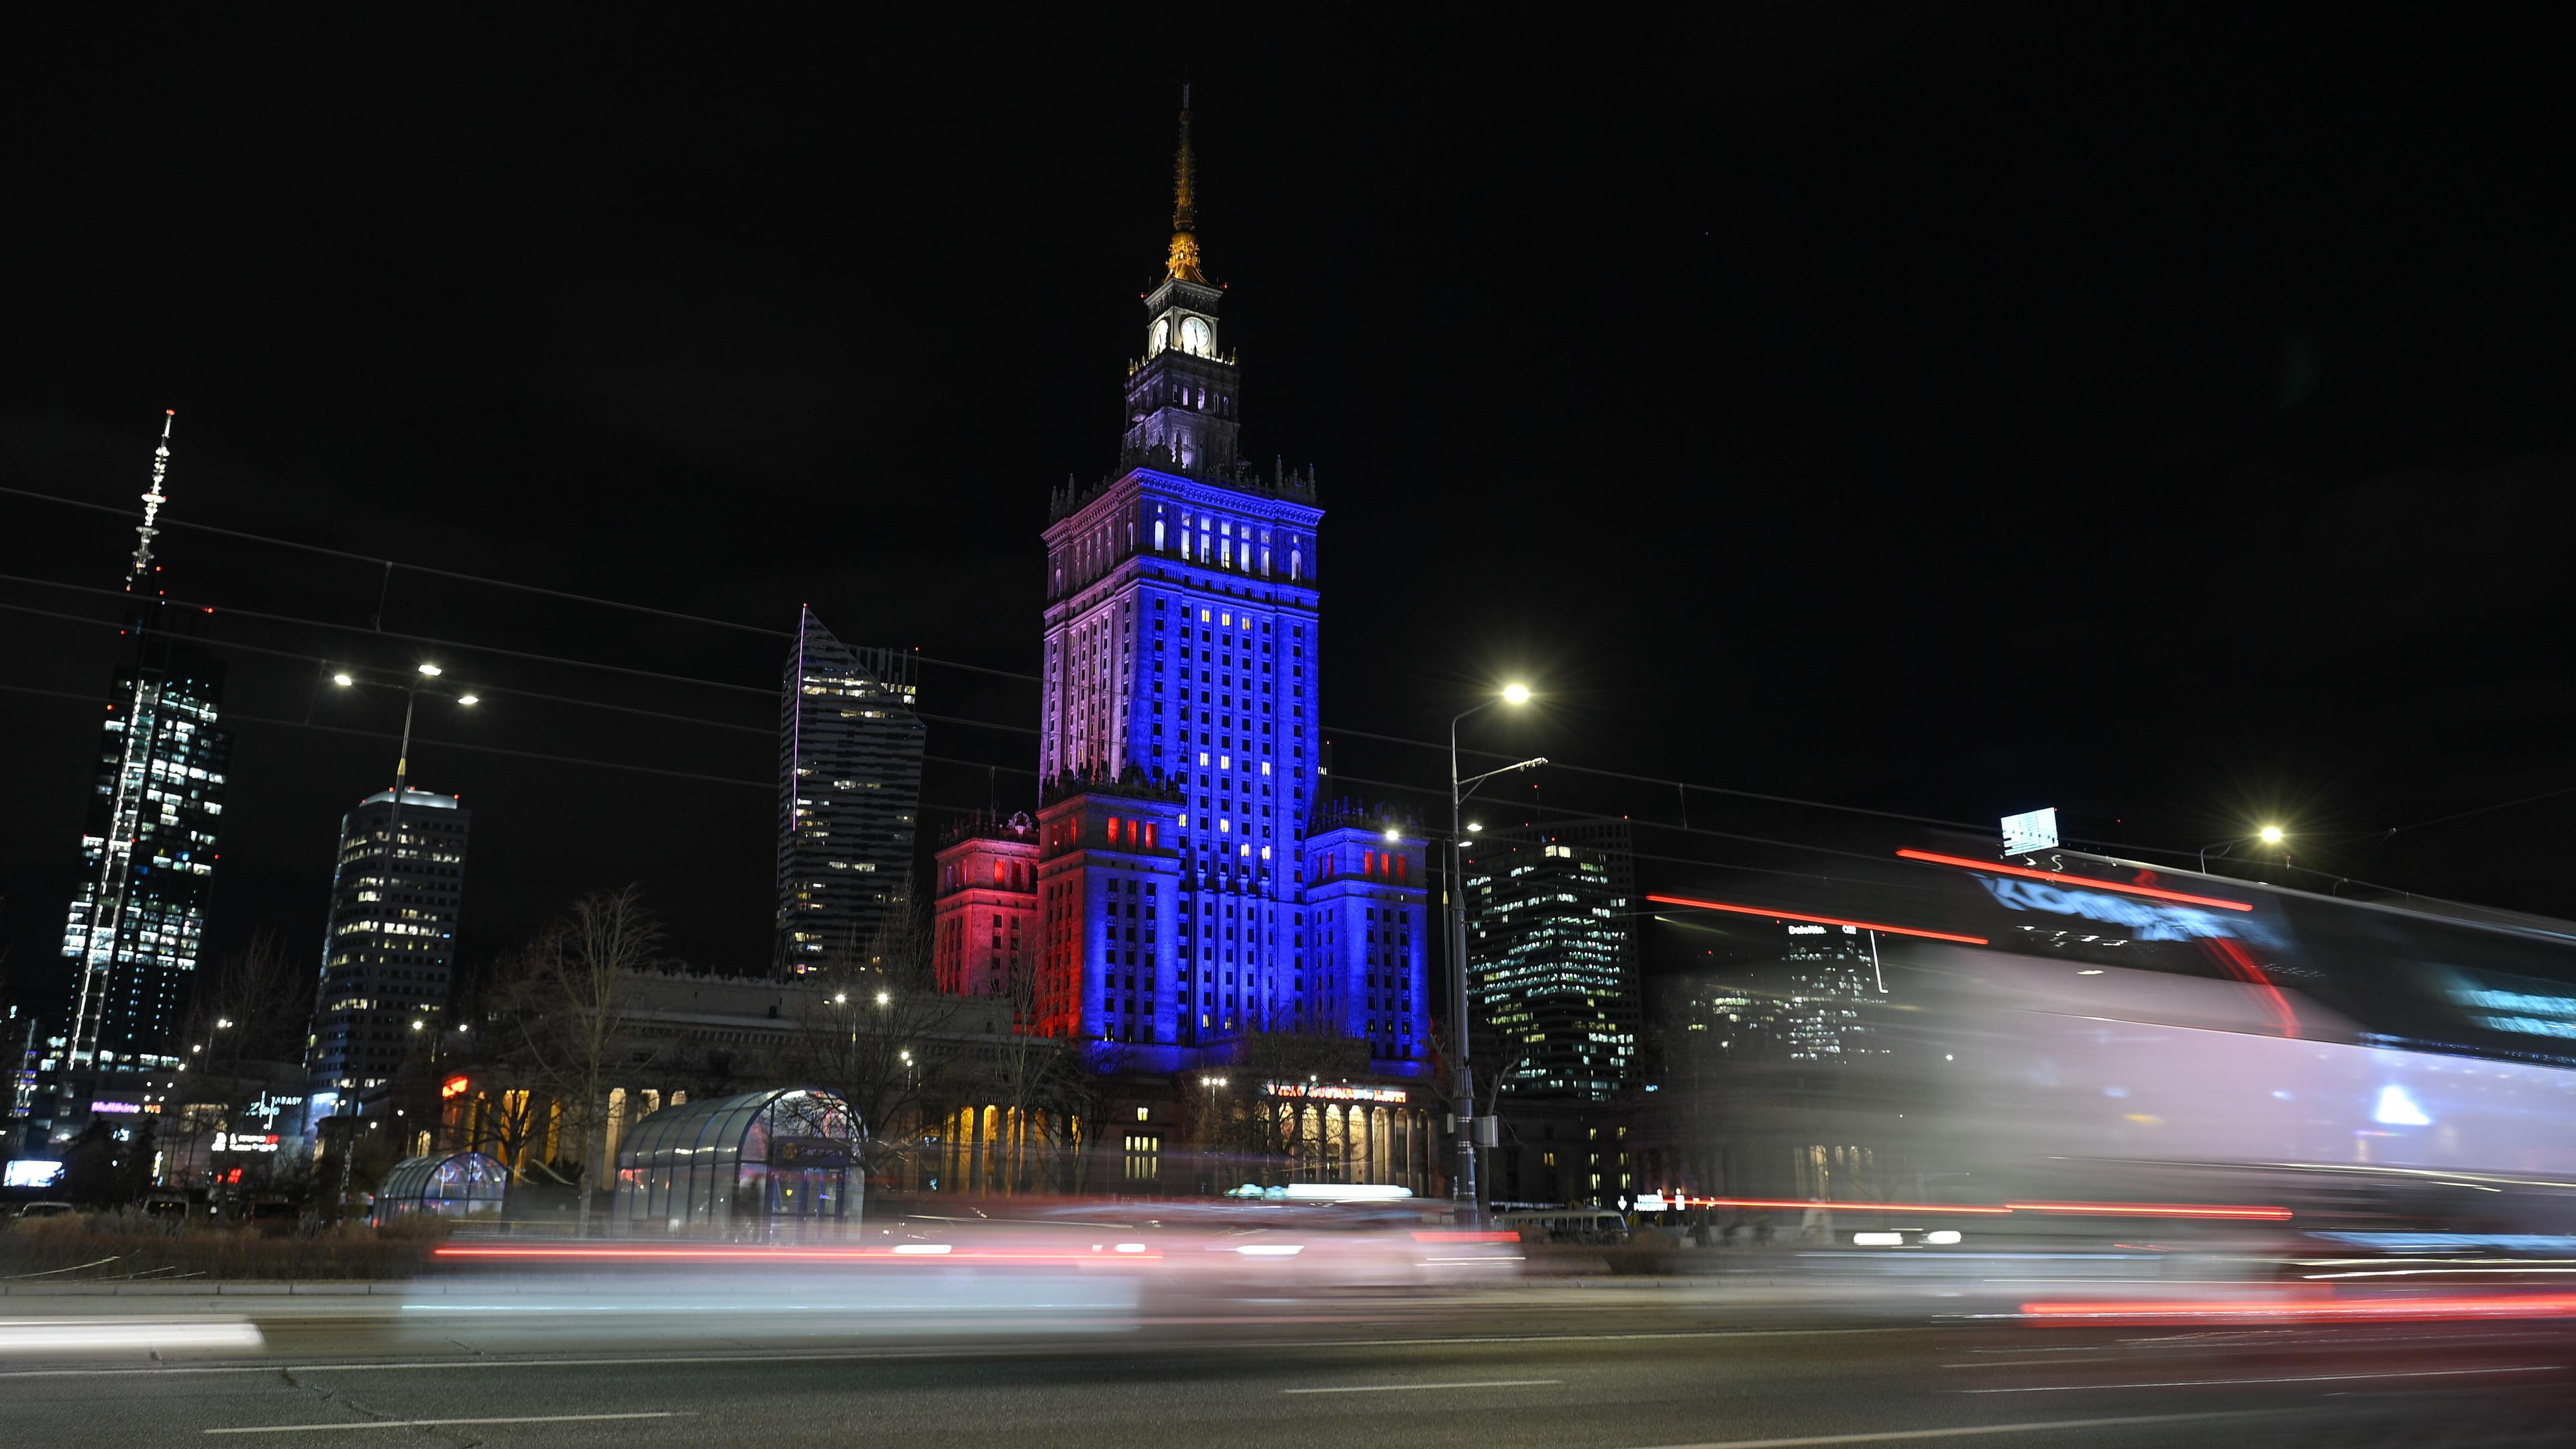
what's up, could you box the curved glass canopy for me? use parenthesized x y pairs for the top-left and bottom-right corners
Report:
(372, 1150), (508, 1224)
(611, 1086), (862, 1238)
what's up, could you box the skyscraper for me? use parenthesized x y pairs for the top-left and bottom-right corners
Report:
(1462, 819), (1643, 1101)
(776, 607), (926, 970)
(304, 788), (472, 1119)
(56, 412), (231, 1085)
(934, 91), (1430, 1074)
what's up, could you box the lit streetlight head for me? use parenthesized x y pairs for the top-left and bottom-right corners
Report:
(457, 694), (480, 706)
(411, 1020), (424, 1031)
(332, 672), (354, 687)
(1466, 821), (1485, 833)
(875, 991), (891, 1007)
(1501, 682), (1532, 706)
(833, 992), (847, 1005)
(2259, 824), (2286, 845)
(416, 663), (443, 678)
(1383, 827), (1401, 843)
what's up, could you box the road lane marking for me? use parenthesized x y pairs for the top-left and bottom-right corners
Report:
(1283, 1378), (1560, 1395)
(207, 1411), (690, 1434)
(1937, 1350), (2123, 1361)
(1618, 1411), (2273, 1447)
(1962, 1364), (2563, 1393)
(0, 1321), (263, 1354)
(0, 1324), (1930, 1379)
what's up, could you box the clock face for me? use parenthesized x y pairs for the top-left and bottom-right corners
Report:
(1180, 316), (1212, 356)
(1150, 319), (1168, 355)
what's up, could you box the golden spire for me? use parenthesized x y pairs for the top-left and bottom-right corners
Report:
(1165, 85), (1205, 283)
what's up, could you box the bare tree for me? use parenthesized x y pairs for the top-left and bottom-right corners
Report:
(507, 885), (660, 1237)
(967, 953), (1115, 1195)
(176, 929), (304, 1083)
(781, 883), (957, 1191)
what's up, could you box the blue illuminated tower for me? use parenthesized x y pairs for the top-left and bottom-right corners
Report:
(946, 91), (1428, 1076)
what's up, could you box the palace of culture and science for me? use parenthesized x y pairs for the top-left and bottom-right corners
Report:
(932, 95), (1431, 1077)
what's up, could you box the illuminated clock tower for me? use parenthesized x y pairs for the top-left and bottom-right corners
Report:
(1122, 94), (1239, 478)
(934, 90), (1430, 1079)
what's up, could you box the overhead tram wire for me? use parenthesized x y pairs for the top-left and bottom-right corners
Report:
(1325, 767), (1974, 884)
(0, 576), (1034, 740)
(2, 494), (1992, 830)
(3, 603), (1042, 786)
(0, 481), (794, 641)
(0, 680), (1020, 817)
(0, 484), (1038, 684)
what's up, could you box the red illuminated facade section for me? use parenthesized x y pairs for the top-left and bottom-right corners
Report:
(932, 817), (1039, 1000)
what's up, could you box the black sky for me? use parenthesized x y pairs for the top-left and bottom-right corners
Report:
(5, 8), (2572, 1000)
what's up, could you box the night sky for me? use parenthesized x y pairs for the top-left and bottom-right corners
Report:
(5, 9), (2572, 1006)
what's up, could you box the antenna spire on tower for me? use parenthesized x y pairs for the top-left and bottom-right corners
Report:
(127, 409), (175, 590)
(1165, 85), (1206, 283)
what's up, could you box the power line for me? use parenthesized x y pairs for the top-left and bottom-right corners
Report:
(2381, 782), (2576, 837)
(1325, 768), (1960, 876)
(0, 481), (795, 640)
(2, 483), (1046, 686)
(0, 572), (1044, 746)
(0, 525), (2008, 838)
(0, 680), (1022, 814)
(1321, 723), (1986, 832)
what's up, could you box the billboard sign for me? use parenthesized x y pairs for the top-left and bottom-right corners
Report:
(4, 1159), (63, 1188)
(2000, 808), (2059, 857)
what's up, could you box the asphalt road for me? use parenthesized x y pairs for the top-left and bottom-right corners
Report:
(5, 1291), (2573, 1448)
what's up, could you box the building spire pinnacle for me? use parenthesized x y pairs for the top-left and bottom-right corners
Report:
(1165, 85), (1206, 283)
(127, 409), (175, 591)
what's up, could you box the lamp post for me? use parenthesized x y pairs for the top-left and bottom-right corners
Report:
(2199, 824), (2288, 873)
(325, 663), (476, 1220)
(1446, 683), (1544, 1219)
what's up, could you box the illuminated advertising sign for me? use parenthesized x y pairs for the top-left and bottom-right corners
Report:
(1974, 876), (2243, 943)
(440, 1075), (471, 1100)
(211, 1132), (282, 1154)
(1265, 1082), (1407, 1104)
(4, 1159), (63, 1188)
(90, 1099), (152, 1115)
(2445, 967), (2576, 1041)
(2000, 808), (2059, 857)
(244, 1091), (305, 1125)
(771, 1138), (853, 1168)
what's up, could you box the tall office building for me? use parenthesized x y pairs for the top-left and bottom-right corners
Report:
(303, 788), (470, 1122)
(1462, 819), (1643, 1101)
(776, 607), (926, 970)
(932, 91), (1430, 1073)
(56, 413), (231, 1083)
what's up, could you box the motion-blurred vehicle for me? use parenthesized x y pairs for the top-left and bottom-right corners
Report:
(1495, 1208), (1629, 1245)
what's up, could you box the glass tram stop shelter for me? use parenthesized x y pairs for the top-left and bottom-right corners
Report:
(372, 1151), (508, 1225)
(612, 1086), (862, 1238)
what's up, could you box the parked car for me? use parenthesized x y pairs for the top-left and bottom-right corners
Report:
(17, 1201), (76, 1220)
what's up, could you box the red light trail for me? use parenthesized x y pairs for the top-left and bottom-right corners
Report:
(1643, 896), (1989, 945)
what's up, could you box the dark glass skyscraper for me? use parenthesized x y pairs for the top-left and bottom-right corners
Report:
(776, 608), (926, 970)
(304, 788), (472, 1122)
(56, 413), (231, 1082)
(1462, 819), (1643, 1102)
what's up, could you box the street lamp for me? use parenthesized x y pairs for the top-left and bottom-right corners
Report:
(2200, 825), (2290, 872)
(1447, 683), (1544, 1218)
(325, 661), (476, 1219)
